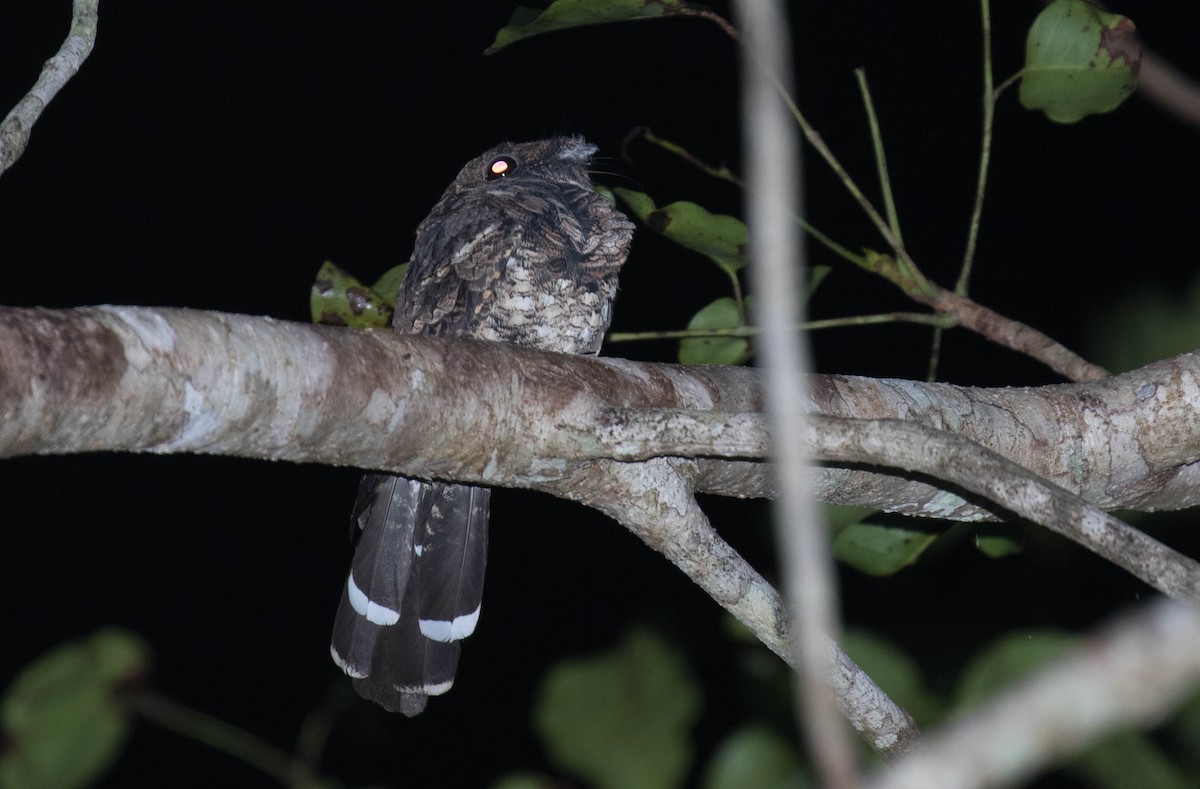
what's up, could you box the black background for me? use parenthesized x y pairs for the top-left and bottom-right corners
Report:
(3, 2), (1200, 786)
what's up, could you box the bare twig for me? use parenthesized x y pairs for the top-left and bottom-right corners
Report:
(628, 123), (1105, 382)
(957, 0), (995, 297)
(854, 69), (903, 245)
(606, 311), (955, 343)
(126, 690), (323, 788)
(0, 0), (99, 176)
(930, 288), (1109, 381)
(869, 599), (1200, 789)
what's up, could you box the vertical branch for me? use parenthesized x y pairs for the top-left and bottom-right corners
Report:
(0, 0), (100, 176)
(733, 1), (858, 785)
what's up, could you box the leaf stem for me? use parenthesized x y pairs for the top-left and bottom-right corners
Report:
(958, 0), (996, 297)
(855, 68), (904, 245)
(627, 127), (864, 268)
(126, 689), (323, 788)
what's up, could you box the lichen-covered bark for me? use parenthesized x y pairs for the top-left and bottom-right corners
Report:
(6, 304), (1200, 759)
(3, 306), (1200, 514)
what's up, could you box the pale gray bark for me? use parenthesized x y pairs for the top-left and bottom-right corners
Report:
(7, 304), (1200, 763)
(0, 0), (98, 174)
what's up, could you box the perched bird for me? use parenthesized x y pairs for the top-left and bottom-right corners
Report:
(330, 136), (635, 715)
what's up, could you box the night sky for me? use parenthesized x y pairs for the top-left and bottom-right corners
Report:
(4, 2), (1200, 786)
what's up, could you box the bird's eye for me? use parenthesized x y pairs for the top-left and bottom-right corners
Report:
(486, 155), (518, 180)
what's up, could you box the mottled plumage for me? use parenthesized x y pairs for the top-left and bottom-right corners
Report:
(330, 137), (634, 715)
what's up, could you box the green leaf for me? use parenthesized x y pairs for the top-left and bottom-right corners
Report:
(955, 630), (1077, 709)
(805, 265), (832, 302)
(1019, 0), (1140, 124)
(973, 522), (1023, 559)
(613, 188), (748, 277)
(534, 628), (701, 789)
(832, 519), (941, 576)
(1, 629), (150, 789)
(1167, 686), (1200, 769)
(485, 0), (698, 55)
(593, 183), (618, 205)
(702, 726), (810, 789)
(1071, 730), (1193, 789)
(309, 260), (396, 329)
(371, 264), (407, 309)
(490, 772), (558, 789)
(679, 297), (750, 365)
(974, 533), (1022, 558)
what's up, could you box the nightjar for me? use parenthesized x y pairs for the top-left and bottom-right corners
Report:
(330, 136), (635, 715)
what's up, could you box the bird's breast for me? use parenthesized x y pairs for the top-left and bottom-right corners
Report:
(474, 260), (617, 354)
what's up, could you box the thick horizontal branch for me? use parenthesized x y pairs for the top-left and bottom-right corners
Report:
(0, 306), (759, 488)
(810, 364), (1200, 512)
(3, 306), (1200, 516)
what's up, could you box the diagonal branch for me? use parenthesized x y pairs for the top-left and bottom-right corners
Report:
(0, 0), (99, 176)
(552, 458), (919, 760)
(807, 415), (1200, 604)
(586, 406), (1200, 604)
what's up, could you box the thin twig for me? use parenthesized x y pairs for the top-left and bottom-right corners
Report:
(929, 0), (994, 382)
(0, 0), (99, 176)
(625, 126), (864, 267)
(607, 311), (955, 343)
(632, 129), (1107, 383)
(855, 69), (903, 245)
(624, 126), (744, 186)
(126, 690), (323, 788)
(679, 8), (1107, 383)
(931, 288), (1109, 381)
(957, 0), (995, 297)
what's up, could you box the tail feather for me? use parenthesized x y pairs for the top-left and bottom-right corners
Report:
(331, 476), (490, 715)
